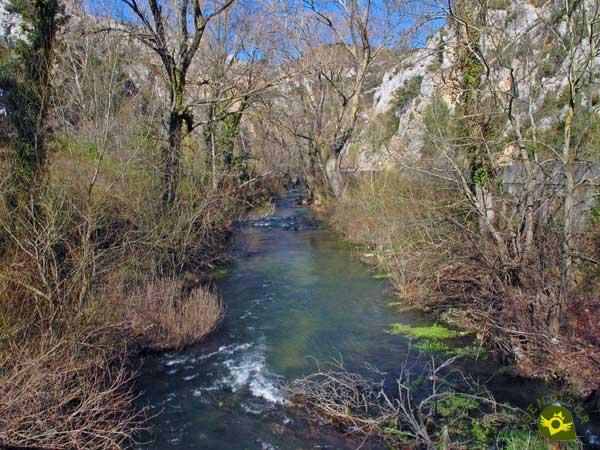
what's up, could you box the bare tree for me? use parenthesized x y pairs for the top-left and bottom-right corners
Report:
(199, 2), (279, 190)
(275, 0), (406, 201)
(118, 0), (236, 206)
(555, 0), (600, 333)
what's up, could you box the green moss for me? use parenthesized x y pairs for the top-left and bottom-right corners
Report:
(436, 393), (479, 418)
(210, 267), (230, 279)
(387, 323), (460, 339)
(413, 339), (450, 352)
(495, 426), (581, 450)
(434, 395), (524, 449)
(371, 273), (389, 279)
(413, 339), (486, 358)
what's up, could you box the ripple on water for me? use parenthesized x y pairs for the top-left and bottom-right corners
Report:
(258, 440), (278, 450)
(163, 342), (284, 406)
(163, 354), (189, 367)
(221, 346), (284, 404)
(162, 342), (252, 369)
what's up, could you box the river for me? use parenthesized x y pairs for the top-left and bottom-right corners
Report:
(136, 192), (593, 449)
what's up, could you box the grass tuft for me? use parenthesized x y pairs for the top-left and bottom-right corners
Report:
(387, 323), (461, 339)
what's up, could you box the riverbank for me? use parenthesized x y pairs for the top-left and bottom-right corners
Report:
(0, 164), (279, 448)
(326, 171), (600, 397)
(135, 191), (598, 450)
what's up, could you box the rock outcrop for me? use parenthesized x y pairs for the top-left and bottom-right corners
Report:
(348, 0), (598, 171)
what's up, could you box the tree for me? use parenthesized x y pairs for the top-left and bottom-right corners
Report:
(554, 0), (600, 333)
(199, 2), (277, 190)
(2, 0), (65, 201)
(119, 0), (235, 207)
(277, 0), (405, 201)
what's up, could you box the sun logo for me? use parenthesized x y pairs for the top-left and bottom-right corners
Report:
(538, 405), (577, 441)
(540, 411), (572, 435)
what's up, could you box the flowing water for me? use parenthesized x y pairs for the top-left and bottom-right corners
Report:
(136, 192), (594, 449)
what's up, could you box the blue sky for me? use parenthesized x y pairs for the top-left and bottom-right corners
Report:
(86, 0), (446, 50)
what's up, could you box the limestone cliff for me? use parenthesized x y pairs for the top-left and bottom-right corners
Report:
(349, 0), (598, 171)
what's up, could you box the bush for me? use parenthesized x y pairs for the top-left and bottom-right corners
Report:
(392, 75), (423, 113)
(0, 133), (241, 447)
(0, 329), (143, 450)
(0, 7), (265, 447)
(126, 279), (223, 351)
(331, 169), (600, 392)
(330, 171), (462, 303)
(287, 356), (523, 449)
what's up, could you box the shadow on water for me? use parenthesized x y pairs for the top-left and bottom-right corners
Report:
(136, 192), (598, 450)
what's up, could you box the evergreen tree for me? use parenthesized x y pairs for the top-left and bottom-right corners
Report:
(3, 0), (65, 201)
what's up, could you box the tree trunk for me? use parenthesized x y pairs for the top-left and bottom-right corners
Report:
(304, 145), (328, 204)
(162, 110), (183, 207)
(551, 0), (578, 333)
(211, 126), (218, 191)
(325, 152), (343, 197)
(553, 101), (576, 335)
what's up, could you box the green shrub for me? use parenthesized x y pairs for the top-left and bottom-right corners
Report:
(392, 75), (423, 112)
(362, 108), (399, 151)
(541, 60), (556, 77)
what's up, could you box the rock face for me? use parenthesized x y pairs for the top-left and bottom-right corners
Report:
(349, 0), (597, 171)
(0, 0), (168, 109)
(373, 35), (442, 116)
(0, 0), (22, 44)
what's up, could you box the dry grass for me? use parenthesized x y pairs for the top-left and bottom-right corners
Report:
(0, 329), (144, 450)
(127, 279), (224, 351)
(331, 171), (464, 303)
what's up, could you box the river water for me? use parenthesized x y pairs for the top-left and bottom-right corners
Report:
(136, 192), (589, 449)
